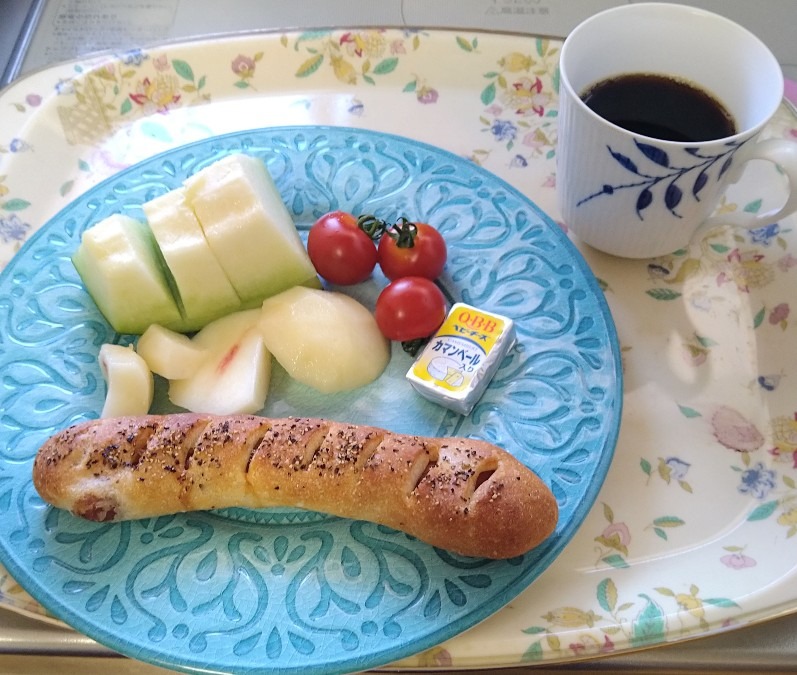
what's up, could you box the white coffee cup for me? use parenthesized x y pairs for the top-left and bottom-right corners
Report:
(557, 2), (797, 259)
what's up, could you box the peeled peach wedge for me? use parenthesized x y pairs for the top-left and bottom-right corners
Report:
(168, 309), (271, 415)
(259, 287), (389, 394)
(136, 324), (205, 380)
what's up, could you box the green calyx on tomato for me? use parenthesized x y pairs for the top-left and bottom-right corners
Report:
(307, 211), (449, 346)
(356, 214), (386, 240)
(307, 210), (379, 286)
(387, 217), (419, 248)
(378, 218), (447, 281)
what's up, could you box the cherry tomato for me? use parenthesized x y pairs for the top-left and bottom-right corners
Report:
(307, 211), (378, 285)
(377, 219), (447, 281)
(375, 277), (447, 342)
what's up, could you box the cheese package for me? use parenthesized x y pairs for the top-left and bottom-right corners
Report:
(406, 303), (516, 415)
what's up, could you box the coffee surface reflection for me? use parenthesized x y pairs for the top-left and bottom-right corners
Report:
(581, 73), (736, 142)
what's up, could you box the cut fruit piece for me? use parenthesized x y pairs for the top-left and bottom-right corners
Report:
(142, 187), (241, 331)
(98, 343), (154, 418)
(136, 324), (205, 380)
(184, 153), (319, 305)
(259, 287), (390, 394)
(72, 214), (183, 334)
(169, 309), (271, 415)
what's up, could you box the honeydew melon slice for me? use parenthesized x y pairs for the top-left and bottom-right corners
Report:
(184, 153), (318, 305)
(72, 214), (184, 334)
(142, 188), (242, 331)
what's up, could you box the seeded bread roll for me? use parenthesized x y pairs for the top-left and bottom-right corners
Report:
(32, 414), (557, 559)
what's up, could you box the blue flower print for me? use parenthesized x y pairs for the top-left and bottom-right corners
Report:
(120, 49), (147, 66)
(54, 78), (74, 96)
(8, 138), (31, 153)
(0, 214), (31, 243)
(738, 462), (776, 500)
(490, 119), (517, 143)
(749, 222), (780, 246)
(665, 457), (690, 481)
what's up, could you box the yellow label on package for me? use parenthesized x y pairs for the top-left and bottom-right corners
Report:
(406, 302), (515, 415)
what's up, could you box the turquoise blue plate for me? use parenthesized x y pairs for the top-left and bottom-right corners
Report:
(0, 127), (621, 674)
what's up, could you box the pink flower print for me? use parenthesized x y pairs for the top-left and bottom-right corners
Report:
(771, 413), (797, 464)
(417, 647), (452, 667)
(778, 253), (797, 272)
(769, 303), (789, 329)
(390, 39), (406, 55)
(129, 75), (181, 113)
(720, 552), (757, 570)
(522, 129), (546, 152)
(595, 521), (631, 556)
(152, 54), (169, 72)
(682, 341), (708, 366)
(231, 54), (256, 78)
(505, 76), (549, 116)
(98, 63), (116, 79)
(25, 94), (42, 107)
(711, 406), (765, 452)
(569, 634), (615, 657)
(717, 249), (774, 292)
(416, 86), (439, 104)
(340, 30), (387, 59)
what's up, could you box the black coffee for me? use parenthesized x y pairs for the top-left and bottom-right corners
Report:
(581, 73), (736, 143)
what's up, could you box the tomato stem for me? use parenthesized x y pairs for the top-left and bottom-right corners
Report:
(387, 217), (418, 249)
(356, 214), (386, 241)
(401, 337), (428, 356)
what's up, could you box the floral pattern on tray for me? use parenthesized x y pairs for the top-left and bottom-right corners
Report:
(1, 28), (797, 669)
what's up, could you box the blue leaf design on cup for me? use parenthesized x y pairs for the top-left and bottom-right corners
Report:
(636, 188), (653, 216)
(693, 170), (708, 200)
(608, 149), (639, 174)
(578, 138), (749, 220)
(636, 142), (670, 168)
(664, 183), (683, 214)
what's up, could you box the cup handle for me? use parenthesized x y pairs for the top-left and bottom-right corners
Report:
(696, 138), (797, 238)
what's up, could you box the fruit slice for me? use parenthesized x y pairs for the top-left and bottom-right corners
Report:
(142, 187), (241, 331)
(72, 214), (183, 334)
(259, 287), (390, 393)
(136, 324), (205, 380)
(169, 309), (271, 414)
(98, 343), (154, 418)
(184, 153), (318, 305)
